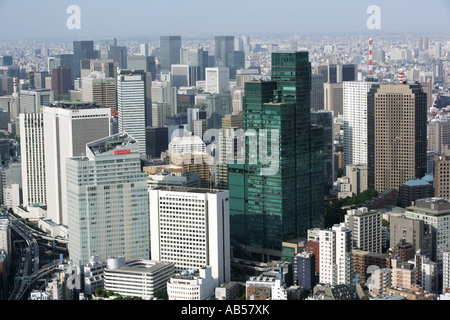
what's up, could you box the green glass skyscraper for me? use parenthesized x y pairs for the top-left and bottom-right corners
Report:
(228, 52), (324, 261)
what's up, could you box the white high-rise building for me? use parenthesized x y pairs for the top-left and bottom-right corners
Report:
(232, 89), (244, 114)
(405, 198), (450, 271)
(19, 89), (54, 113)
(66, 133), (150, 267)
(140, 43), (149, 56)
(151, 80), (177, 117)
(443, 251), (450, 293)
(205, 67), (229, 94)
(343, 81), (374, 167)
(319, 223), (353, 286)
(43, 103), (111, 226)
(151, 102), (168, 127)
(20, 113), (46, 207)
(81, 72), (117, 111)
(345, 207), (382, 253)
(149, 186), (231, 287)
(117, 69), (151, 156)
(0, 215), (11, 255)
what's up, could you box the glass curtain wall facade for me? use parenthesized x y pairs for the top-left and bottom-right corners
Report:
(228, 52), (324, 260)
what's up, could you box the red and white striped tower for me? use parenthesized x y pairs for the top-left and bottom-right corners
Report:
(399, 72), (404, 84)
(369, 38), (373, 75)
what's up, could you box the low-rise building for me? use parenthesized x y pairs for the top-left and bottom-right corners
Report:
(103, 257), (175, 300)
(167, 267), (215, 300)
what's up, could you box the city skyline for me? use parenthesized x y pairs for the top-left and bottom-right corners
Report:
(0, 0), (449, 41)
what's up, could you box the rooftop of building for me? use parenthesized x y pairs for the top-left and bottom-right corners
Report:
(87, 133), (137, 156)
(151, 185), (226, 194)
(48, 101), (103, 110)
(407, 197), (450, 215)
(402, 178), (432, 187)
(106, 259), (173, 275)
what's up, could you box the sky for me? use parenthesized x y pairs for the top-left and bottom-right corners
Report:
(0, 0), (449, 40)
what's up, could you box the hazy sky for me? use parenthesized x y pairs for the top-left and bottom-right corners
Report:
(0, 0), (449, 40)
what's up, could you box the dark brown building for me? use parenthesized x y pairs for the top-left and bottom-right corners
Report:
(352, 250), (391, 282)
(51, 66), (72, 95)
(368, 83), (427, 193)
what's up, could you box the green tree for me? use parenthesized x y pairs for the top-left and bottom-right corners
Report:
(94, 288), (106, 297)
(154, 289), (168, 300)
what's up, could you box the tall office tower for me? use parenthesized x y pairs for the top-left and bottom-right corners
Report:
(34, 71), (49, 89)
(314, 65), (328, 83)
(341, 64), (357, 82)
(232, 89), (244, 114)
(205, 67), (230, 94)
(372, 48), (386, 63)
(310, 74), (324, 111)
(127, 56), (157, 80)
(236, 69), (259, 89)
(43, 102), (111, 226)
(51, 67), (72, 95)
(19, 113), (46, 207)
(214, 36), (234, 68)
(206, 93), (232, 129)
(428, 119), (450, 154)
(180, 48), (209, 80)
(271, 51), (324, 239)
(145, 126), (168, 160)
(293, 252), (316, 291)
(101, 46), (127, 69)
(405, 198), (450, 271)
(100, 38), (117, 57)
(0, 56), (13, 66)
(443, 251), (450, 293)
(319, 223), (353, 286)
(343, 81), (374, 167)
(81, 72), (117, 113)
(323, 82), (343, 116)
(226, 51), (245, 80)
(228, 51), (324, 261)
(54, 54), (76, 84)
(345, 207), (382, 253)
(151, 102), (168, 127)
(186, 107), (200, 132)
(311, 110), (334, 193)
(171, 64), (199, 88)
(149, 186), (231, 287)
(82, 59), (116, 79)
(19, 89), (54, 113)
(193, 119), (207, 140)
(72, 41), (96, 80)
(168, 134), (211, 188)
(435, 155), (450, 199)
(389, 215), (432, 259)
(0, 215), (11, 253)
(66, 133), (150, 267)
(327, 64), (339, 83)
(214, 127), (243, 190)
(151, 81), (177, 117)
(367, 83), (427, 192)
(160, 36), (182, 73)
(117, 69), (152, 156)
(140, 43), (149, 56)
